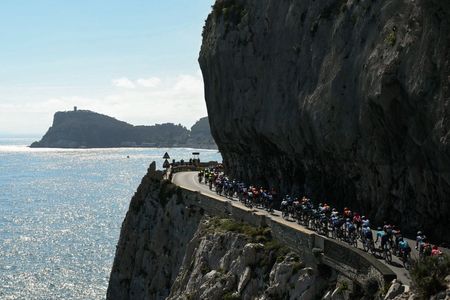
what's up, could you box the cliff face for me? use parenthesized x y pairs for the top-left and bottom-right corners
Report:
(107, 163), (204, 299)
(30, 110), (216, 149)
(167, 218), (330, 300)
(107, 164), (344, 299)
(188, 116), (217, 149)
(199, 0), (450, 242)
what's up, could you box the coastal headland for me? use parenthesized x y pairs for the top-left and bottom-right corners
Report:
(30, 109), (217, 149)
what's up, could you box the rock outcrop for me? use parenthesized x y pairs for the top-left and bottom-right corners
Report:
(187, 116), (217, 149)
(107, 163), (343, 299)
(199, 0), (450, 242)
(167, 218), (329, 300)
(107, 163), (204, 299)
(30, 110), (217, 149)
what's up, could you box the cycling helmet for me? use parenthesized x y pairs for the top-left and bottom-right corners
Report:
(417, 231), (422, 235)
(362, 215), (366, 219)
(398, 237), (403, 241)
(346, 218), (350, 222)
(377, 227), (382, 231)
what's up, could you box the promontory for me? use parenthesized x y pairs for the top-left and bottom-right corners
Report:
(30, 109), (216, 149)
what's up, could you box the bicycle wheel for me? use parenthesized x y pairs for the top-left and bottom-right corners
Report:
(363, 241), (368, 252)
(385, 249), (392, 263)
(403, 254), (411, 270)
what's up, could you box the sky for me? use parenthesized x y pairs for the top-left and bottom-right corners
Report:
(0, 0), (214, 136)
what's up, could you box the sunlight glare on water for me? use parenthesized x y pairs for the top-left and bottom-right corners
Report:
(0, 138), (221, 300)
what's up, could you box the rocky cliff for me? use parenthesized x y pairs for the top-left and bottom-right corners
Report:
(107, 163), (376, 299)
(30, 110), (217, 149)
(199, 0), (450, 243)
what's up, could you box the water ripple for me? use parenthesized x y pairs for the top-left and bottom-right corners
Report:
(0, 144), (221, 299)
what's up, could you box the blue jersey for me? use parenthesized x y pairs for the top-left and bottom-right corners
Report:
(362, 228), (372, 239)
(399, 241), (409, 250)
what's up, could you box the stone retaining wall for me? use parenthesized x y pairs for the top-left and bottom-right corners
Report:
(177, 186), (396, 289)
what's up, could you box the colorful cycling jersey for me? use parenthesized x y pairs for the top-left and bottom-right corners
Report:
(399, 240), (409, 250)
(416, 235), (425, 244)
(346, 222), (355, 231)
(331, 217), (340, 226)
(362, 219), (370, 227)
(363, 228), (373, 239)
(377, 230), (385, 239)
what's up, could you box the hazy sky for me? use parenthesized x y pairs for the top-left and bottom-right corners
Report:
(0, 0), (214, 135)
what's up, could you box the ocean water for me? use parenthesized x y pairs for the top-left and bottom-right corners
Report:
(0, 138), (222, 300)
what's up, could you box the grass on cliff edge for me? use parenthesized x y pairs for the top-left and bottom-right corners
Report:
(410, 255), (450, 298)
(204, 217), (290, 259)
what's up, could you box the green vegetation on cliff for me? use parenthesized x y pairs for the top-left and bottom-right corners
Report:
(411, 255), (450, 298)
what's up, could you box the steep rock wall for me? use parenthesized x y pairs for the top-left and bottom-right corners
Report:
(106, 164), (353, 299)
(199, 0), (450, 242)
(167, 218), (331, 300)
(107, 163), (204, 299)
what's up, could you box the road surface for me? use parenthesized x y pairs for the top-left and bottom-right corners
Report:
(172, 171), (415, 285)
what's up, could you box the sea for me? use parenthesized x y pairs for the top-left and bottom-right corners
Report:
(0, 137), (222, 300)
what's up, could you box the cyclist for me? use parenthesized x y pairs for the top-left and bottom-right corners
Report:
(375, 227), (389, 250)
(398, 237), (410, 254)
(384, 223), (394, 248)
(431, 245), (442, 257)
(416, 231), (426, 254)
(362, 216), (370, 228)
(343, 207), (352, 219)
(281, 198), (289, 218)
(345, 218), (356, 241)
(362, 225), (374, 252)
(353, 212), (362, 231)
(398, 237), (411, 268)
(392, 227), (402, 254)
(331, 208), (339, 217)
(266, 192), (274, 212)
(362, 225), (372, 240)
(422, 241), (432, 257)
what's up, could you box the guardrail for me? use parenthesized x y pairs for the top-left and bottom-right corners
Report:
(169, 162), (221, 174)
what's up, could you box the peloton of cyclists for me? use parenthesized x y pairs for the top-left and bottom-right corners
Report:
(195, 168), (445, 267)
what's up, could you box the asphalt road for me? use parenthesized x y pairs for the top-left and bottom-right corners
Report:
(172, 171), (419, 285)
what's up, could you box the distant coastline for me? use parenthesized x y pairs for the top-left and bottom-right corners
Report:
(30, 109), (217, 149)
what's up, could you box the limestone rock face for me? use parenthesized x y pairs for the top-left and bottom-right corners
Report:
(106, 165), (332, 299)
(199, 0), (450, 242)
(106, 163), (204, 300)
(167, 219), (327, 300)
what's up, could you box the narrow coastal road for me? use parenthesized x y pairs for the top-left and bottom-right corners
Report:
(172, 171), (413, 285)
